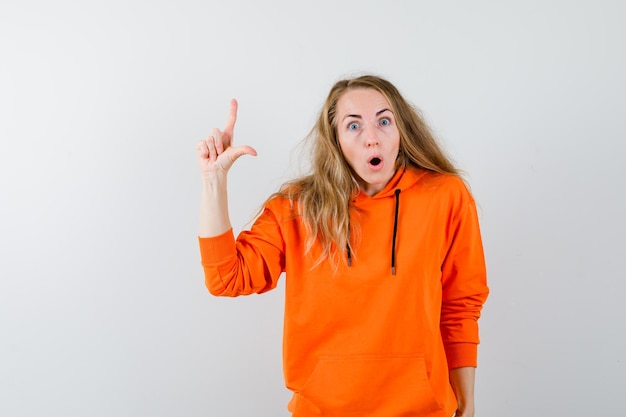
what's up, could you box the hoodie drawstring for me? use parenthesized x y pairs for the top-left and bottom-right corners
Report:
(346, 189), (401, 274)
(391, 189), (401, 275)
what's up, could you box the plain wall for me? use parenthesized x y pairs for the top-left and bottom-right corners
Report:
(1, 1), (625, 416)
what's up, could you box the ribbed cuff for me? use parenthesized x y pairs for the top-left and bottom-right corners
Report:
(444, 342), (478, 369)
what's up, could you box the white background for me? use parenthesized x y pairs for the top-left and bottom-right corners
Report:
(1, 1), (625, 416)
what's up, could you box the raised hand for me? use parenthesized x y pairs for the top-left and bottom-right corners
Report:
(196, 99), (257, 176)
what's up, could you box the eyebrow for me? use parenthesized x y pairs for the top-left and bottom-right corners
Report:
(342, 108), (392, 121)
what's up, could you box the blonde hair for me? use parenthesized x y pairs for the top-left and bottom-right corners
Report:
(272, 74), (459, 266)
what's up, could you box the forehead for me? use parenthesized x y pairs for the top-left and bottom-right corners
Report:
(336, 88), (391, 117)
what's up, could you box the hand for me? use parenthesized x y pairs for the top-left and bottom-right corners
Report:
(196, 99), (257, 176)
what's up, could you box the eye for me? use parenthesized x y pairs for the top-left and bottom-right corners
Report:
(379, 117), (391, 126)
(348, 122), (359, 131)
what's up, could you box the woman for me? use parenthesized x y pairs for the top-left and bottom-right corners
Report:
(196, 75), (489, 417)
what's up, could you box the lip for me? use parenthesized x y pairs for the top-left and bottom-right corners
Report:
(367, 155), (384, 172)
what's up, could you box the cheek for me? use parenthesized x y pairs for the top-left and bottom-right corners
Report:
(391, 131), (401, 151)
(338, 144), (360, 168)
(337, 136), (354, 156)
(337, 139), (348, 158)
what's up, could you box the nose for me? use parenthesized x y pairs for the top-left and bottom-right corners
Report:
(365, 125), (380, 147)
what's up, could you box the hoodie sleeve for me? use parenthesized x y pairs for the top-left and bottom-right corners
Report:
(198, 204), (286, 297)
(440, 186), (489, 369)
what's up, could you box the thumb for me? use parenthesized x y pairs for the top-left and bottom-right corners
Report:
(219, 145), (257, 171)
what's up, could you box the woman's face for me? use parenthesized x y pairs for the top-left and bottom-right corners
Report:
(335, 88), (400, 196)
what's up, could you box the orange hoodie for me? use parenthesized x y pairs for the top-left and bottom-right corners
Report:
(199, 168), (489, 417)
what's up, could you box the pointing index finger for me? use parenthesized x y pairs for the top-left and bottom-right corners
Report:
(223, 98), (238, 140)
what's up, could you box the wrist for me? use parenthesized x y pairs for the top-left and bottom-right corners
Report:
(201, 172), (228, 196)
(456, 400), (475, 412)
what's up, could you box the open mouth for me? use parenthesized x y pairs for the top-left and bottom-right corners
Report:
(369, 157), (382, 166)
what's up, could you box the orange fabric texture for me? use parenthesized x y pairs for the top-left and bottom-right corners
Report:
(199, 168), (489, 417)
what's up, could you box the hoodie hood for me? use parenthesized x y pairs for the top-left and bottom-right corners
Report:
(352, 167), (428, 203)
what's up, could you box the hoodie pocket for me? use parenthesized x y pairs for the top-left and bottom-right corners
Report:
(294, 354), (443, 416)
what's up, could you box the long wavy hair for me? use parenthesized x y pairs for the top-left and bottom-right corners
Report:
(272, 74), (459, 266)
